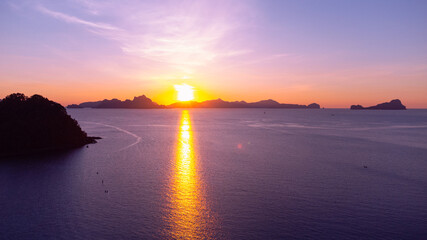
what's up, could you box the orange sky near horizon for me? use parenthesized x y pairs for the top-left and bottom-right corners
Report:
(1, 80), (426, 108)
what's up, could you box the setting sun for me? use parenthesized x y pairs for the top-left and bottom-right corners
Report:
(174, 84), (194, 102)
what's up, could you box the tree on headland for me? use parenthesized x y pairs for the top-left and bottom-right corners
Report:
(0, 93), (98, 156)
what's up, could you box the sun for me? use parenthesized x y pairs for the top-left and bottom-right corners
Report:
(174, 84), (195, 101)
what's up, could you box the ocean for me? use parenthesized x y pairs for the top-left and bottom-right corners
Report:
(1, 108), (426, 239)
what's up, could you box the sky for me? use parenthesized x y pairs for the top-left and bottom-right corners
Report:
(1, 0), (427, 108)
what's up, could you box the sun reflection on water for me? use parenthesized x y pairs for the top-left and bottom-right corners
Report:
(166, 110), (213, 239)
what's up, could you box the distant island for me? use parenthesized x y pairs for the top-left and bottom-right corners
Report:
(350, 99), (406, 110)
(67, 95), (321, 109)
(68, 95), (163, 109)
(168, 99), (320, 109)
(0, 93), (99, 157)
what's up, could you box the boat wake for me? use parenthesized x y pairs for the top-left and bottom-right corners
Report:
(81, 121), (142, 151)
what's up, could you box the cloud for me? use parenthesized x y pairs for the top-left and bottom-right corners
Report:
(36, 5), (118, 30)
(35, 0), (253, 74)
(221, 53), (294, 70)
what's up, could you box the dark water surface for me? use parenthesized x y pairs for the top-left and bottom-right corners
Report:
(1, 109), (427, 239)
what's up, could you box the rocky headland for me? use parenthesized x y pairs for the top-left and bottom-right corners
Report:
(0, 93), (99, 157)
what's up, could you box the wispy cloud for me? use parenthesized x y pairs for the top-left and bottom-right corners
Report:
(35, 0), (253, 74)
(221, 53), (295, 71)
(36, 5), (118, 30)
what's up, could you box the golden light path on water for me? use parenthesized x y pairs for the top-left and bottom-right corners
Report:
(166, 110), (214, 239)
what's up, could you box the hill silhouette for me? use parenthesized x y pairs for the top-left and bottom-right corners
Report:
(69, 95), (320, 109)
(168, 98), (320, 109)
(351, 99), (406, 110)
(0, 93), (99, 157)
(68, 95), (164, 109)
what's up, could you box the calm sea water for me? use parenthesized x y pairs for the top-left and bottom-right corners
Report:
(1, 109), (427, 239)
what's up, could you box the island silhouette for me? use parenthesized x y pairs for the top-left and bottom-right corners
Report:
(68, 95), (162, 109)
(350, 99), (406, 110)
(67, 95), (321, 109)
(0, 93), (99, 157)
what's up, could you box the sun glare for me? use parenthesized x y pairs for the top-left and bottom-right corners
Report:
(174, 84), (194, 102)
